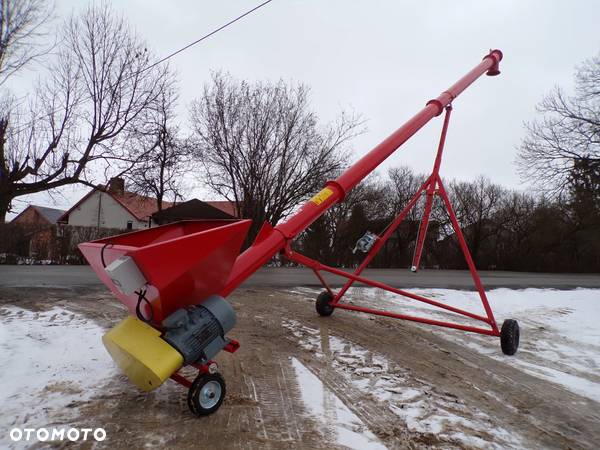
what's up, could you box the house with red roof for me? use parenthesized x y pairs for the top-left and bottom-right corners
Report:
(57, 178), (171, 230)
(58, 178), (239, 231)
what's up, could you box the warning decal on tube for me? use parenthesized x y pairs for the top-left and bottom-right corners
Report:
(310, 187), (334, 206)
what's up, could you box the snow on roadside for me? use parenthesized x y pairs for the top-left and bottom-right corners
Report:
(353, 287), (600, 403)
(283, 318), (522, 449)
(291, 357), (387, 450)
(0, 306), (114, 434)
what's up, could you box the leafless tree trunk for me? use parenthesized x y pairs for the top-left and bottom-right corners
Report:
(0, 2), (171, 222)
(189, 72), (363, 242)
(517, 52), (600, 197)
(388, 166), (428, 221)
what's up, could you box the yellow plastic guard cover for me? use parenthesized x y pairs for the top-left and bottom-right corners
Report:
(102, 316), (183, 392)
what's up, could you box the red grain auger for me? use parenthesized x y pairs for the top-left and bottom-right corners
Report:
(80, 49), (519, 416)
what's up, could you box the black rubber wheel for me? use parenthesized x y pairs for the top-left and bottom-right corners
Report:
(315, 291), (334, 316)
(500, 319), (520, 356)
(187, 372), (226, 416)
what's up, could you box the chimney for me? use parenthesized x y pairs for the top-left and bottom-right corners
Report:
(108, 177), (125, 195)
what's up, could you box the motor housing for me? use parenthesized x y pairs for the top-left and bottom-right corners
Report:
(162, 295), (236, 364)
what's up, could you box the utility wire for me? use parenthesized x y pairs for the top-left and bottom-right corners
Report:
(141, 0), (275, 74)
(12, 0), (275, 131)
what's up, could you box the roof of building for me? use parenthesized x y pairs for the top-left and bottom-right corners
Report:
(11, 205), (67, 225)
(205, 200), (238, 217)
(152, 199), (236, 223)
(35, 205), (67, 224)
(112, 192), (174, 221)
(57, 188), (173, 223)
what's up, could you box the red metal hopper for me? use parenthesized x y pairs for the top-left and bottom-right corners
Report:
(79, 219), (252, 323)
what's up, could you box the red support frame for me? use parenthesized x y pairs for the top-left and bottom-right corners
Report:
(169, 339), (240, 388)
(282, 106), (501, 338)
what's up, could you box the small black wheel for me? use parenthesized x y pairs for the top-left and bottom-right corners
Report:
(187, 372), (226, 416)
(316, 291), (334, 316)
(500, 319), (520, 356)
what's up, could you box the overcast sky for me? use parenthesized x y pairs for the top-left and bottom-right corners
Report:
(7, 0), (600, 219)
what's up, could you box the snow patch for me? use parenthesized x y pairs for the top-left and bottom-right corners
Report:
(352, 287), (600, 402)
(0, 306), (114, 435)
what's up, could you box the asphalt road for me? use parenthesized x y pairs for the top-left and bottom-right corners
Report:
(1, 265), (600, 290)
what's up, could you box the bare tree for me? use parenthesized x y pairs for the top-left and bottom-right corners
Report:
(446, 176), (505, 266)
(388, 166), (428, 221)
(0, 0), (53, 86)
(0, 3), (171, 222)
(189, 72), (363, 241)
(517, 52), (600, 197)
(126, 81), (189, 211)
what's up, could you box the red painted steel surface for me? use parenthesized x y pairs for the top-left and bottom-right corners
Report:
(223, 339), (240, 353)
(222, 50), (503, 296)
(170, 361), (215, 388)
(283, 246), (500, 337)
(437, 177), (499, 334)
(333, 303), (498, 336)
(79, 219), (251, 322)
(412, 106), (453, 271)
(170, 372), (193, 388)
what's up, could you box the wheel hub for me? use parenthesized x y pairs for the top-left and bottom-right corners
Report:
(199, 380), (222, 409)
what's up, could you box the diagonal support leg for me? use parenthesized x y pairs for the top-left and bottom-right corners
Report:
(411, 179), (435, 271)
(436, 176), (499, 333)
(412, 105), (452, 272)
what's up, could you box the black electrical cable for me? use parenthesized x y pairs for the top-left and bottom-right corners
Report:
(100, 242), (113, 268)
(135, 288), (154, 324)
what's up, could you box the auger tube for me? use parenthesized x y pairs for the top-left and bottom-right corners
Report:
(221, 49), (503, 297)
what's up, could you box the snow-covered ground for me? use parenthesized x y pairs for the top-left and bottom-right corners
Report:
(354, 287), (600, 403)
(0, 307), (114, 447)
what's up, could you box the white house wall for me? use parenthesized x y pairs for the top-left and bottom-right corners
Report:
(66, 191), (148, 229)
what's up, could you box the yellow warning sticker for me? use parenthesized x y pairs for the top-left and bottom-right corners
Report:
(310, 187), (334, 206)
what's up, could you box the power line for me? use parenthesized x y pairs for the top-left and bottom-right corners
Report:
(11, 0), (275, 131)
(142, 0), (275, 73)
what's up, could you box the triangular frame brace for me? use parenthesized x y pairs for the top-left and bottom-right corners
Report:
(283, 106), (500, 337)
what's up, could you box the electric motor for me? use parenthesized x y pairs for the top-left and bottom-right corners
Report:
(162, 295), (236, 364)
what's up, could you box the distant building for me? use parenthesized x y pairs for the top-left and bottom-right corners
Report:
(57, 178), (172, 230)
(12, 205), (66, 227)
(202, 200), (238, 218)
(57, 177), (240, 231)
(10, 205), (66, 260)
(152, 198), (237, 225)
(3, 181), (241, 264)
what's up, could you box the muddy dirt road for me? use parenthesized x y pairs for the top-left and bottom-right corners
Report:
(1, 286), (599, 449)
